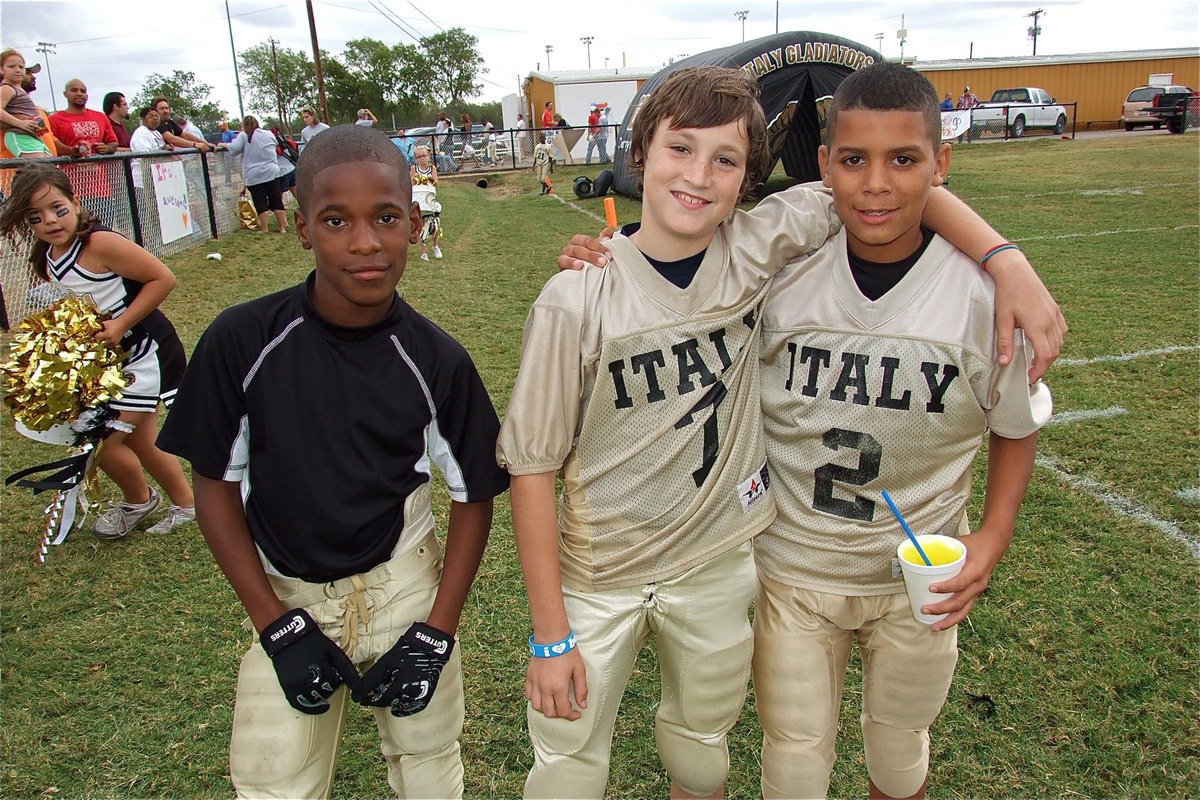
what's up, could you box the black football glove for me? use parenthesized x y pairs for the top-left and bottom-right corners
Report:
(259, 608), (360, 715)
(353, 621), (454, 717)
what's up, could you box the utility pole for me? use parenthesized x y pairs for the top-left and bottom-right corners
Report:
(581, 36), (594, 69)
(225, 0), (245, 119)
(1027, 8), (1045, 56)
(268, 37), (285, 130)
(545, 44), (553, 71)
(896, 14), (907, 64)
(735, 11), (749, 43)
(306, 0), (330, 124)
(875, 32), (884, 55)
(35, 42), (56, 111)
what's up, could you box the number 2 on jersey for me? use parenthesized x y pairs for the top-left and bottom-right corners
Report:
(813, 427), (881, 520)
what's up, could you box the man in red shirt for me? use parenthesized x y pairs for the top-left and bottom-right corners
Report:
(541, 101), (554, 130)
(49, 78), (118, 156)
(585, 105), (602, 164)
(48, 77), (118, 218)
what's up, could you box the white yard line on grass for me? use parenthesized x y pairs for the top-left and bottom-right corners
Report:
(1015, 223), (1198, 241)
(1035, 453), (1200, 560)
(961, 183), (1194, 202)
(555, 193), (607, 226)
(1045, 406), (1126, 426)
(1058, 345), (1199, 367)
(1177, 488), (1200, 503)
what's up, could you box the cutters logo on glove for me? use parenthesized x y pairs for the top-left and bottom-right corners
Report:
(268, 613), (307, 645)
(414, 629), (449, 654)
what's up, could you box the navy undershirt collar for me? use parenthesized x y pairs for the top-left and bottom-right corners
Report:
(847, 227), (935, 301)
(619, 222), (705, 289)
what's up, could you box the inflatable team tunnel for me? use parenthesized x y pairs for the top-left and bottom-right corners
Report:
(611, 31), (882, 198)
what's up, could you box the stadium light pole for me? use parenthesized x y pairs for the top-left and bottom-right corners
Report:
(35, 42), (57, 111)
(545, 44), (553, 71)
(735, 10), (749, 42)
(581, 36), (594, 69)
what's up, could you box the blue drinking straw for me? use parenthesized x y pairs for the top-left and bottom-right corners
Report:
(882, 491), (932, 566)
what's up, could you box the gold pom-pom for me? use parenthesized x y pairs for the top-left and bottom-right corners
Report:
(1, 294), (127, 432)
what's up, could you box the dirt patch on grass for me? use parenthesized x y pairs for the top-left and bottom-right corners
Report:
(442, 172), (531, 200)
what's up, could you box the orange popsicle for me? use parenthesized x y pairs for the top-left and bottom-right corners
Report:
(603, 197), (618, 229)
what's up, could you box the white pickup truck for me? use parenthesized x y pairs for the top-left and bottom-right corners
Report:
(971, 87), (1070, 138)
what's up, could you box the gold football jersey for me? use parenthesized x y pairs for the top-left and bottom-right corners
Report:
(498, 186), (839, 590)
(756, 231), (1052, 595)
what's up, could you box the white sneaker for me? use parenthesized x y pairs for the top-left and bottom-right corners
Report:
(432, 246), (443, 259)
(94, 488), (160, 539)
(420, 252), (430, 261)
(146, 505), (197, 534)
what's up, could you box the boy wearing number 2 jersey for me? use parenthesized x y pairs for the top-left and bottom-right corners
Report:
(753, 62), (1052, 799)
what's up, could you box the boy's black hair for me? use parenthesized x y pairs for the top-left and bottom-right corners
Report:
(826, 62), (942, 151)
(294, 124), (410, 212)
(137, 106), (156, 121)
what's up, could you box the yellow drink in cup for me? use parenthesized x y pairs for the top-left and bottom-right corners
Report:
(899, 538), (961, 567)
(895, 534), (966, 624)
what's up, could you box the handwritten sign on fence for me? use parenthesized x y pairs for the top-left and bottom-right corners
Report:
(941, 110), (971, 141)
(151, 160), (193, 244)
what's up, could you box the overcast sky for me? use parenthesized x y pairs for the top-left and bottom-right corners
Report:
(2, 0), (1196, 123)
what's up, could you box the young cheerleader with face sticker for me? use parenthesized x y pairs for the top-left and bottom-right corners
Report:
(0, 163), (197, 536)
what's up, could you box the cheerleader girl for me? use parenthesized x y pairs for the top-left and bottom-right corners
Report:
(0, 163), (195, 537)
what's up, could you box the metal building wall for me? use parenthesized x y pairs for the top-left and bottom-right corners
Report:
(917, 53), (1199, 128)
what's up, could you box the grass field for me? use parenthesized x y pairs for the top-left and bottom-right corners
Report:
(2, 134), (1198, 799)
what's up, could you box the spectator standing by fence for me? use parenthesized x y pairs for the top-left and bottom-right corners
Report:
(299, 107), (328, 151)
(515, 113), (529, 160)
(956, 86), (981, 143)
(597, 105), (611, 163)
(130, 107), (166, 152)
(585, 106), (599, 164)
(104, 92), (132, 151)
(227, 115), (284, 234)
(49, 79), (118, 156)
(393, 127), (416, 163)
(1, 50), (52, 158)
(218, 119), (237, 144)
(154, 98), (212, 152)
(355, 107), (378, 127)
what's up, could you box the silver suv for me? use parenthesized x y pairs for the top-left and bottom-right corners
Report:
(1122, 85), (1192, 131)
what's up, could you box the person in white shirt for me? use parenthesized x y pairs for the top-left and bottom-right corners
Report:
(299, 106), (329, 151)
(129, 106), (165, 152)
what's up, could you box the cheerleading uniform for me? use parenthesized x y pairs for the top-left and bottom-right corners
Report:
(46, 226), (186, 412)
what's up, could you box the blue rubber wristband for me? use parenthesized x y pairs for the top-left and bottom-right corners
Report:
(528, 631), (577, 658)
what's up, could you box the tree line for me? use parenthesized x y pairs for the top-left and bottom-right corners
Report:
(133, 29), (498, 135)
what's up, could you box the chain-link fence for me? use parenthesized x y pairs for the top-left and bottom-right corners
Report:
(400, 124), (617, 174)
(0, 149), (243, 326)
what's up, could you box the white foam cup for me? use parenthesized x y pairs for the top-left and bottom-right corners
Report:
(896, 534), (967, 625)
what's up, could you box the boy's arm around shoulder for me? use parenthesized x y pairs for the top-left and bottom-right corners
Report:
(725, 181), (841, 276)
(923, 187), (1067, 382)
(555, 183), (840, 273)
